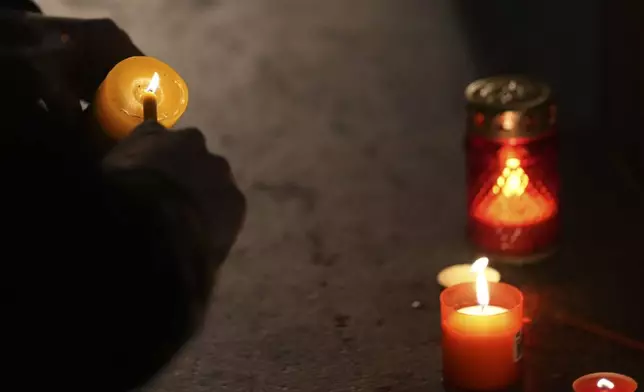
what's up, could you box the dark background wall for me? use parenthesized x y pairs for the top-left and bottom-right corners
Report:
(455, 0), (602, 134)
(601, 1), (644, 177)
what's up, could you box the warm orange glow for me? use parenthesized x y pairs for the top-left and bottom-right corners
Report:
(474, 153), (556, 227)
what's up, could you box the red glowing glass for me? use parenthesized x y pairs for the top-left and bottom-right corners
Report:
(465, 77), (559, 263)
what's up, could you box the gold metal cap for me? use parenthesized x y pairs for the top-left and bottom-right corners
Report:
(465, 75), (554, 140)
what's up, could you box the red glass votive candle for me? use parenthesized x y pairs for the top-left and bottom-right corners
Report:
(465, 76), (559, 264)
(573, 372), (638, 392)
(441, 282), (524, 391)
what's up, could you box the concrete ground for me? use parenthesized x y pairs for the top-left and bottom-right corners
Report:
(37, 1), (644, 391)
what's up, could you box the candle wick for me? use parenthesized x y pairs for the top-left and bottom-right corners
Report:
(143, 94), (158, 122)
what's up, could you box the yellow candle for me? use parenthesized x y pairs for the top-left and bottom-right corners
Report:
(94, 56), (189, 140)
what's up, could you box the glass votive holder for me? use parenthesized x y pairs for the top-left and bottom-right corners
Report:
(441, 282), (524, 391)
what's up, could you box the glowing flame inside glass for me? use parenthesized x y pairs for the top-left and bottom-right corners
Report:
(473, 148), (557, 227)
(493, 158), (528, 197)
(146, 72), (160, 94)
(471, 257), (490, 310)
(597, 378), (615, 390)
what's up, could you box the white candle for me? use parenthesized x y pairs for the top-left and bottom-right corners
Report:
(437, 263), (501, 288)
(457, 305), (508, 316)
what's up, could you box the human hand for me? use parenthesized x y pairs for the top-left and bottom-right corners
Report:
(103, 121), (245, 251)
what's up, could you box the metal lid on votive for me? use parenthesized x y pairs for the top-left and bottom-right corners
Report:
(465, 75), (554, 140)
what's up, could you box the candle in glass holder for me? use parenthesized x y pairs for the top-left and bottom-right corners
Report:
(441, 257), (524, 391)
(94, 56), (189, 140)
(465, 76), (559, 263)
(573, 373), (638, 392)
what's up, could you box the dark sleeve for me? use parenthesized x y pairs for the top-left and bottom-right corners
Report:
(1, 0), (41, 12)
(93, 126), (245, 389)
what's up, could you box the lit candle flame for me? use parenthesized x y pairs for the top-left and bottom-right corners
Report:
(492, 157), (529, 198)
(470, 257), (490, 310)
(146, 72), (160, 94)
(597, 378), (615, 390)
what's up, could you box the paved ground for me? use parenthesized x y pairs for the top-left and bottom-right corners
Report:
(37, 1), (644, 391)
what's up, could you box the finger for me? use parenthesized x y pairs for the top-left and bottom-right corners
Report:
(203, 154), (234, 182)
(170, 128), (208, 151)
(131, 120), (168, 136)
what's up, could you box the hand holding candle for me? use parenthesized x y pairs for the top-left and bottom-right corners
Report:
(94, 56), (189, 140)
(441, 257), (524, 391)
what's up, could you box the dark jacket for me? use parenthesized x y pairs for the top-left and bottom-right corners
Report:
(2, 89), (245, 392)
(1, 2), (246, 390)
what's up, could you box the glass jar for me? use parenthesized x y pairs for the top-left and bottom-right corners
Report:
(465, 76), (559, 263)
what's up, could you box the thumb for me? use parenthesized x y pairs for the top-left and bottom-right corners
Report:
(130, 120), (168, 137)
